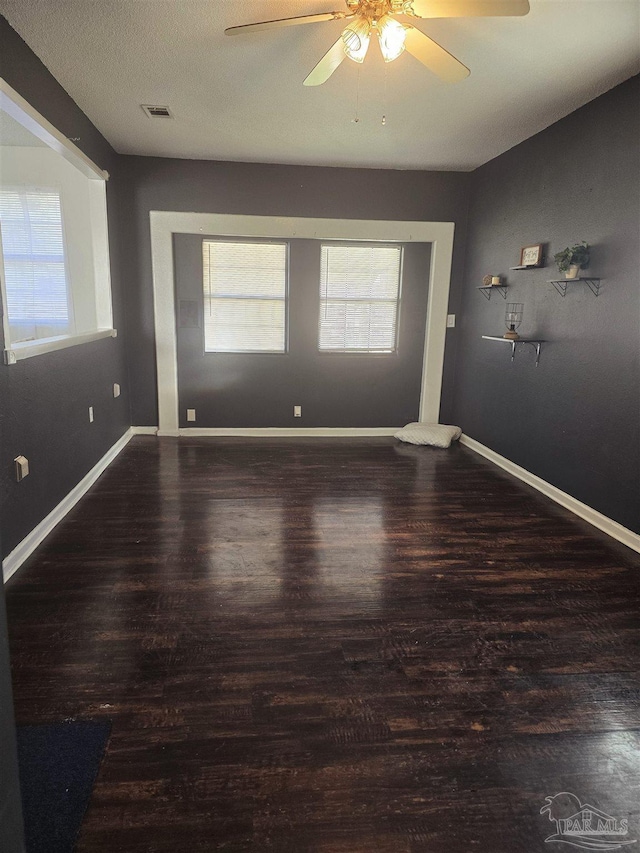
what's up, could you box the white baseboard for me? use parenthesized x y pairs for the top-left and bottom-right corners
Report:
(159, 427), (400, 437)
(3, 427), (134, 583)
(131, 426), (158, 435)
(460, 434), (640, 555)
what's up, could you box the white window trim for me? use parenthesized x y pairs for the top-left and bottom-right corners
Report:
(0, 78), (116, 362)
(4, 329), (117, 364)
(150, 212), (455, 435)
(0, 79), (108, 181)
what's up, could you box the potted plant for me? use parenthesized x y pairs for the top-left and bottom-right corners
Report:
(554, 242), (590, 279)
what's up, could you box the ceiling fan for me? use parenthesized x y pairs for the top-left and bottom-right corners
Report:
(225, 0), (530, 86)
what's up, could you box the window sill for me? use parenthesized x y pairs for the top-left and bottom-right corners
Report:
(3, 328), (117, 364)
(318, 350), (397, 355)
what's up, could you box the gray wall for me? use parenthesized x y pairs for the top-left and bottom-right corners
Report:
(175, 235), (432, 428)
(452, 75), (640, 534)
(119, 156), (471, 427)
(0, 16), (131, 559)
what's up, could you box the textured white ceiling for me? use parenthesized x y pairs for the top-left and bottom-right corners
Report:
(1, 0), (638, 170)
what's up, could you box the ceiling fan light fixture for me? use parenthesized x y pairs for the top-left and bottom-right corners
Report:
(376, 14), (406, 62)
(341, 16), (371, 63)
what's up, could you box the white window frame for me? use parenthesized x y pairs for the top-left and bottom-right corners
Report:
(318, 242), (403, 354)
(202, 238), (289, 354)
(0, 78), (116, 364)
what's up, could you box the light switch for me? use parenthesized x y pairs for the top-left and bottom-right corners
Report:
(14, 455), (29, 482)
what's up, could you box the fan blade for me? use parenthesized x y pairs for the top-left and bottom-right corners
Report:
(404, 27), (470, 82)
(409, 0), (529, 18)
(225, 12), (347, 36)
(303, 37), (347, 86)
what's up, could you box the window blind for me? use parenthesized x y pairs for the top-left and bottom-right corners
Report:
(0, 188), (71, 341)
(202, 240), (287, 352)
(319, 244), (402, 352)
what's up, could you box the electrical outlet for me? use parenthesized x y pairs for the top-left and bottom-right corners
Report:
(88, 406), (94, 423)
(447, 314), (456, 328)
(113, 383), (121, 398)
(187, 408), (196, 422)
(14, 455), (29, 482)
(294, 405), (302, 417)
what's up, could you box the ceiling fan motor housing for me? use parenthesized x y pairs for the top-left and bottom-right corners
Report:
(345, 0), (415, 19)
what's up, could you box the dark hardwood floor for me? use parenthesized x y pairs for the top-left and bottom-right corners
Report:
(6, 437), (640, 852)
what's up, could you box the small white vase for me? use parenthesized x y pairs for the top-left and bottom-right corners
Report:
(565, 264), (581, 279)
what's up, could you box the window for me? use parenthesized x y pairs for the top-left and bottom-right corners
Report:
(319, 243), (402, 352)
(202, 239), (288, 353)
(0, 187), (72, 342)
(0, 78), (114, 363)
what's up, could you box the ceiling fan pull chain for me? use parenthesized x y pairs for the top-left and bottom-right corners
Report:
(352, 67), (361, 123)
(382, 63), (388, 126)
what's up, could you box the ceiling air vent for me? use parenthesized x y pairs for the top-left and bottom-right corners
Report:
(141, 105), (173, 119)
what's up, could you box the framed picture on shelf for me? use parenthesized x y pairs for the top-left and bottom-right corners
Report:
(519, 244), (544, 267)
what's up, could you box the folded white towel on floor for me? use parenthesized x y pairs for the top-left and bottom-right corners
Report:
(394, 422), (462, 448)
